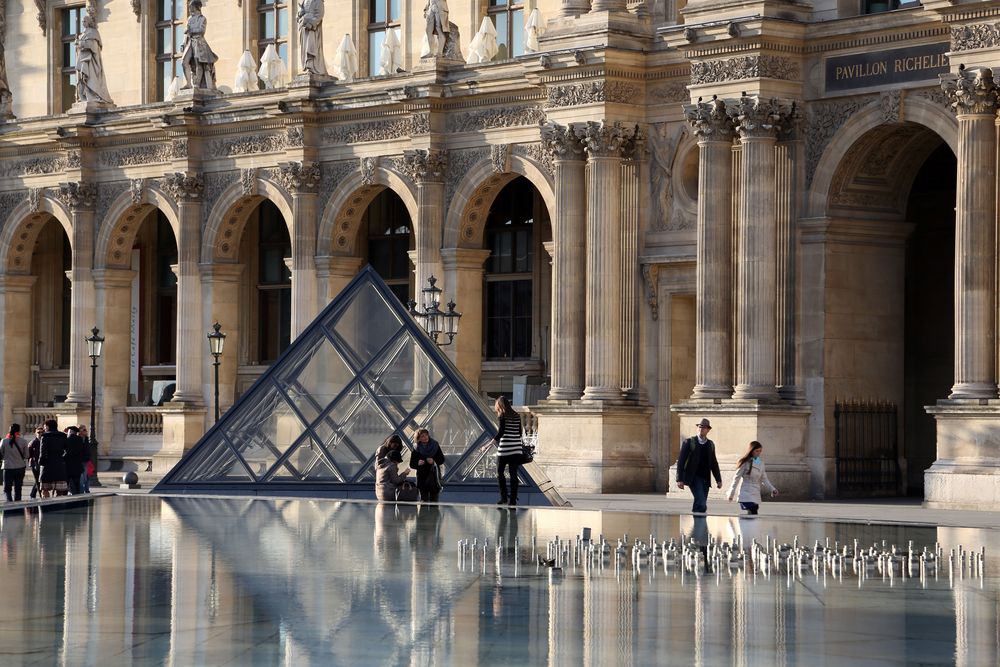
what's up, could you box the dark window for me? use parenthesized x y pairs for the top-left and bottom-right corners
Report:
(155, 214), (178, 363)
(257, 202), (291, 363)
(484, 178), (534, 359)
(156, 0), (185, 101)
(257, 0), (290, 71)
(863, 0), (901, 13)
(488, 0), (525, 60)
(61, 7), (85, 112)
(365, 190), (412, 304)
(368, 0), (401, 76)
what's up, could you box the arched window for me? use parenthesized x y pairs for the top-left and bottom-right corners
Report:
(257, 202), (292, 363)
(364, 189), (413, 303)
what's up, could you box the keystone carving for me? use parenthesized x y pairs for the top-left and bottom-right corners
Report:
(276, 161), (322, 193)
(57, 181), (98, 210)
(161, 172), (205, 201)
(360, 157), (378, 185)
(401, 149), (448, 183)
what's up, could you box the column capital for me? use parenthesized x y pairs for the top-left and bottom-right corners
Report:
(92, 267), (136, 289)
(57, 181), (97, 211)
(276, 161), (322, 194)
(0, 274), (38, 292)
(440, 247), (491, 271)
(540, 122), (585, 161)
(685, 95), (735, 142)
(941, 66), (1000, 116)
(727, 94), (798, 141)
(198, 262), (244, 283)
(575, 120), (641, 159)
(401, 149), (448, 183)
(161, 171), (204, 201)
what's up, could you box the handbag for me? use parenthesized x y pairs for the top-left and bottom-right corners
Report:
(396, 481), (419, 502)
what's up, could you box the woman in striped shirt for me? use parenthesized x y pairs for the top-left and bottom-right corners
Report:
(493, 396), (524, 507)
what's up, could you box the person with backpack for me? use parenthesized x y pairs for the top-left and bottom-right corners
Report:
(492, 396), (524, 507)
(726, 440), (779, 516)
(676, 418), (722, 514)
(0, 423), (28, 502)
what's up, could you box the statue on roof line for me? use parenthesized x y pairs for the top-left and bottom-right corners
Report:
(297, 0), (328, 75)
(76, 14), (114, 104)
(423, 0), (450, 57)
(180, 0), (219, 91)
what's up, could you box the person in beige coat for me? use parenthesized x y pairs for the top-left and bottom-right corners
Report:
(375, 449), (409, 501)
(726, 441), (778, 515)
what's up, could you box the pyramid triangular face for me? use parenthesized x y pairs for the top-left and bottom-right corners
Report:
(155, 266), (567, 506)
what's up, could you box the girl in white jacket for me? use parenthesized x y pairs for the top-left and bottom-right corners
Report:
(726, 441), (779, 515)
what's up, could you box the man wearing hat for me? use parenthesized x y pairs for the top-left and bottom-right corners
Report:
(676, 418), (722, 513)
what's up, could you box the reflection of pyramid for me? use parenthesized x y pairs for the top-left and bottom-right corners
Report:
(155, 266), (567, 506)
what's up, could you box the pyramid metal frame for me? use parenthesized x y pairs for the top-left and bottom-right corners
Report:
(154, 266), (567, 506)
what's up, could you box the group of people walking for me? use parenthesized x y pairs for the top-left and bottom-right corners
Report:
(0, 420), (93, 502)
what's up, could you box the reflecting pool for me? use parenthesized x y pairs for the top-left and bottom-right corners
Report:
(0, 496), (998, 665)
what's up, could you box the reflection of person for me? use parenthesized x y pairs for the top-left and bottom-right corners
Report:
(726, 441), (778, 516)
(76, 14), (113, 104)
(409, 428), (445, 502)
(180, 0), (219, 90)
(0, 423), (28, 502)
(676, 418), (722, 514)
(375, 449), (409, 501)
(423, 0), (450, 56)
(496, 502), (518, 554)
(297, 0), (327, 75)
(492, 396), (523, 507)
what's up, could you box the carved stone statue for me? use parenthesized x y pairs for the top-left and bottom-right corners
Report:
(76, 14), (113, 104)
(0, 2), (12, 117)
(423, 0), (450, 57)
(180, 0), (219, 90)
(297, 0), (327, 75)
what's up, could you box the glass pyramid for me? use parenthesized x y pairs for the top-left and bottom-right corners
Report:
(155, 266), (567, 507)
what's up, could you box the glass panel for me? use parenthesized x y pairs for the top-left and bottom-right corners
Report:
(61, 75), (76, 113)
(160, 0), (173, 21)
(63, 43), (73, 68)
(494, 14), (509, 61)
(277, 8), (289, 38)
(389, 0), (401, 21)
(261, 10), (276, 40)
(404, 387), (488, 464)
(324, 282), (404, 369)
(365, 331), (443, 421)
(278, 43), (289, 65)
(490, 0), (507, 6)
(369, 31), (385, 78)
(269, 434), (342, 481)
(313, 385), (394, 481)
(221, 382), (306, 477)
(451, 435), (500, 481)
(174, 27), (184, 53)
(158, 28), (169, 54)
(171, 433), (253, 482)
(511, 9), (525, 58)
(272, 333), (355, 424)
(372, 0), (386, 23)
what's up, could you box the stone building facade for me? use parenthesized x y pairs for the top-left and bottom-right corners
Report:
(0, 0), (997, 507)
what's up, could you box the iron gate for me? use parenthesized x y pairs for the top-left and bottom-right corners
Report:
(834, 399), (900, 496)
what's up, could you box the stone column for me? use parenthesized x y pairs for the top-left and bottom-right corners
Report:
(942, 67), (998, 399)
(276, 161), (322, 339)
(540, 122), (586, 401)
(775, 137), (801, 400)
(59, 182), (98, 405)
(729, 95), (789, 401)
(561, 0), (592, 16)
(620, 145), (642, 400)
(200, 263), (243, 422)
(578, 121), (638, 402)
(0, 275), (37, 427)
(402, 149), (448, 295)
(441, 248), (490, 390)
(93, 268), (136, 452)
(685, 97), (735, 399)
(315, 255), (364, 307)
(591, 0), (626, 12)
(161, 172), (204, 406)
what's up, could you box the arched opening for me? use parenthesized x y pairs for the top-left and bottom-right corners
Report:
(240, 200), (292, 368)
(29, 218), (73, 406)
(361, 189), (413, 304)
(480, 176), (551, 398)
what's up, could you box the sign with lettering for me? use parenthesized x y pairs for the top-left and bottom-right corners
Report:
(825, 43), (949, 93)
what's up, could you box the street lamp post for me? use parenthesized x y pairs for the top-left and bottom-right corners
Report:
(207, 322), (226, 422)
(85, 327), (104, 487)
(407, 275), (462, 346)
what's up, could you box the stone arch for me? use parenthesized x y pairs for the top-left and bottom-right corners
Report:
(0, 193), (73, 274)
(443, 153), (555, 249)
(317, 165), (418, 257)
(807, 96), (957, 218)
(95, 182), (181, 270)
(202, 174), (294, 264)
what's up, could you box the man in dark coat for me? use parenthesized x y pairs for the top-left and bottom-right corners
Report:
(64, 426), (86, 495)
(676, 418), (722, 514)
(38, 419), (69, 498)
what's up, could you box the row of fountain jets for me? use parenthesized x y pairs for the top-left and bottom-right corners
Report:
(456, 530), (987, 586)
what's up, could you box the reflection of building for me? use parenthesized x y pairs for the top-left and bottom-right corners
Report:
(0, 0), (998, 504)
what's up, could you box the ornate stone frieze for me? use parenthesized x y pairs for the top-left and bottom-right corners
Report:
(130, 178), (146, 204)
(445, 106), (546, 133)
(201, 171), (233, 222)
(208, 133), (287, 157)
(511, 142), (554, 178)
(545, 81), (640, 108)
(275, 161), (321, 193)
(691, 55), (799, 85)
(360, 157), (378, 186)
(285, 127), (304, 148)
(323, 117), (414, 144)
(172, 139), (188, 158)
(951, 23), (1000, 53)
(490, 144), (510, 174)
(0, 155), (67, 178)
(727, 94), (795, 140)
(540, 121), (584, 161)
(649, 81), (690, 104)
(65, 150), (82, 170)
(445, 148), (488, 204)
(99, 143), (173, 168)
(411, 113), (431, 135)
(57, 181), (97, 210)
(640, 264), (660, 320)
(96, 181), (129, 227)
(0, 191), (24, 230)
(319, 161), (356, 216)
(574, 121), (641, 158)
(914, 86), (950, 110)
(880, 90), (901, 124)
(161, 172), (205, 201)
(684, 95), (734, 141)
(240, 168), (258, 196)
(804, 96), (870, 188)
(27, 188), (43, 213)
(401, 149), (448, 184)
(941, 66), (999, 115)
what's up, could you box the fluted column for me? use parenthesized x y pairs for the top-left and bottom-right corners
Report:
(402, 149), (448, 295)
(685, 96), (735, 399)
(729, 95), (792, 401)
(93, 268), (136, 448)
(942, 67), (998, 399)
(162, 172), (204, 405)
(276, 161), (322, 339)
(541, 123), (586, 401)
(591, 0), (626, 12)
(579, 121), (639, 402)
(59, 182), (98, 404)
(561, 0), (591, 16)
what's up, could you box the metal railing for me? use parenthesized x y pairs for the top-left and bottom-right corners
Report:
(834, 399), (900, 497)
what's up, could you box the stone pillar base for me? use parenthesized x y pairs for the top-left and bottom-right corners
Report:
(157, 403), (207, 474)
(532, 402), (652, 493)
(671, 401), (813, 499)
(926, 403), (1000, 509)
